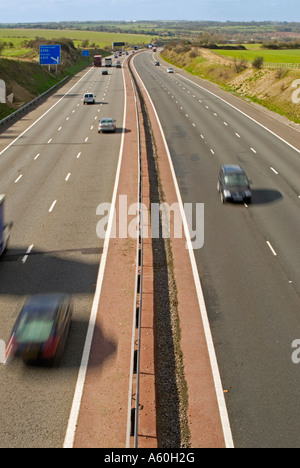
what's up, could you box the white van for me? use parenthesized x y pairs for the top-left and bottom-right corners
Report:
(105, 58), (112, 67)
(83, 93), (96, 104)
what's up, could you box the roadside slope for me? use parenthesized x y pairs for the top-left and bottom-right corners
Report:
(161, 47), (300, 125)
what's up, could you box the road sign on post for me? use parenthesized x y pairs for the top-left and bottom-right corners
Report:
(112, 42), (125, 50)
(39, 45), (61, 65)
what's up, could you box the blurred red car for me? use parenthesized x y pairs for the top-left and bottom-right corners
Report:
(6, 293), (72, 366)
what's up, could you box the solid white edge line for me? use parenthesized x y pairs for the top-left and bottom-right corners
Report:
(63, 64), (127, 449)
(132, 54), (234, 449)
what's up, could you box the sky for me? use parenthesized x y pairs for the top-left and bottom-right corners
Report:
(0, 0), (299, 24)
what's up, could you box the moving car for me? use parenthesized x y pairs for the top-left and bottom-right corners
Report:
(98, 118), (116, 133)
(217, 165), (252, 204)
(116, 60), (121, 68)
(102, 70), (108, 75)
(5, 294), (72, 366)
(167, 67), (174, 73)
(155, 61), (160, 66)
(83, 93), (95, 104)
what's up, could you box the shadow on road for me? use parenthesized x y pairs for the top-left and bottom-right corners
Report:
(0, 245), (118, 371)
(251, 188), (283, 205)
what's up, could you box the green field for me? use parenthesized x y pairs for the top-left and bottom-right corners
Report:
(0, 28), (158, 57)
(213, 45), (300, 64)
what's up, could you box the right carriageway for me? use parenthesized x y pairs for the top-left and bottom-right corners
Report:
(131, 50), (300, 448)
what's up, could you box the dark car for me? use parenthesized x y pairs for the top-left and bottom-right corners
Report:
(102, 70), (108, 75)
(217, 165), (252, 204)
(6, 294), (72, 366)
(155, 61), (160, 66)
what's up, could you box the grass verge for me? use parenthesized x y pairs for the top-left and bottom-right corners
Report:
(161, 48), (300, 125)
(0, 55), (96, 120)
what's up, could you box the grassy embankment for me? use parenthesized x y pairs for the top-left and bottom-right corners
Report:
(0, 29), (158, 120)
(161, 44), (300, 124)
(0, 54), (93, 120)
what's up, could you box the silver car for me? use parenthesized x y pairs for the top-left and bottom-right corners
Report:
(98, 118), (116, 133)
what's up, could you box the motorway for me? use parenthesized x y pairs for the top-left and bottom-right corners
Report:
(0, 62), (125, 447)
(0, 48), (300, 448)
(132, 51), (300, 448)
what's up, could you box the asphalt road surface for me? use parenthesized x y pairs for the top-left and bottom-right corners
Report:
(133, 51), (300, 448)
(0, 62), (125, 447)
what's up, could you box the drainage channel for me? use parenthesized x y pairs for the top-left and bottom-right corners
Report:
(128, 52), (191, 448)
(126, 54), (144, 449)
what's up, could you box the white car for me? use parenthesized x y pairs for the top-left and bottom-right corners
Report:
(83, 93), (96, 104)
(167, 67), (174, 73)
(98, 118), (116, 133)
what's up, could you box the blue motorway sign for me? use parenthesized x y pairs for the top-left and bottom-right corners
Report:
(39, 45), (61, 65)
(82, 50), (90, 57)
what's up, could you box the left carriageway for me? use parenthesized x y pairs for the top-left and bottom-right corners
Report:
(0, 59), (133, 448)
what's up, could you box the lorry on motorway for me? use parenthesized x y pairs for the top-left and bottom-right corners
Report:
(0, 195), (11, 256)
(105, 57), (112, 67)
(93, 55), (102, 67)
